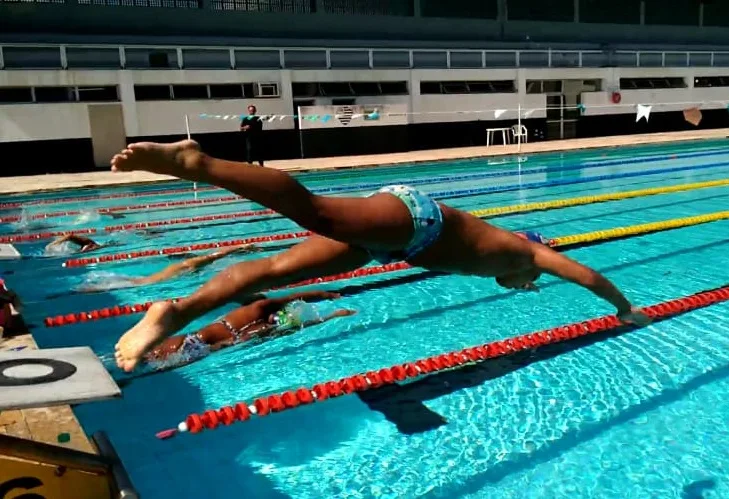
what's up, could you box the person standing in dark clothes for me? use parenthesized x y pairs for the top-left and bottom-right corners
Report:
(240, 104), (264, 166)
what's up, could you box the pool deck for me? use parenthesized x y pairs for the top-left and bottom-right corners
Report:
(1, 126), (728, 455)
(1, 128), (728, 195)
(0, 334), (95, 453)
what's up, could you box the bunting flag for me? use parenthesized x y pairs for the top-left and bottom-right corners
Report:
(636, 104), (652, 123)
(197, 101), (720, 124)
(683, 107), (702, 127)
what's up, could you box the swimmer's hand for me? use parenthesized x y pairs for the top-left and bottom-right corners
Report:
(617, 307), (652, 327)
(331, 309), (357, 318)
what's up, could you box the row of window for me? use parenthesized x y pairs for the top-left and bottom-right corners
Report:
(292, 81), (408, 98)
(694, 76), (729, 88)
(4, 77), (725, 104)
(619, 77), (687, 90)
(0, 86), (119, 104)
(419, 80), (516, 95)
(134, 82), (279, 101)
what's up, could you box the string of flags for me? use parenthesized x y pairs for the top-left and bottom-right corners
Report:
(198, 111), (381, 122)
(196, 99), (729, 126)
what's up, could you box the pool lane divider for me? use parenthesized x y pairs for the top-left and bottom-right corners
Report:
(157, 282), (729, 439)
(3, 145), (727, 211)
(59, 177), (729, 266)
(0, 185), (218, 211)
(95, 174), (729, 233)
(0, 194), (242, 224)
(45, 210), (729, 327)
(4, 146), (729, 221)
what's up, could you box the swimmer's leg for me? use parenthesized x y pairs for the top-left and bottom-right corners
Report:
(115, 236), (370, 372)
(110, 140), (413, 250)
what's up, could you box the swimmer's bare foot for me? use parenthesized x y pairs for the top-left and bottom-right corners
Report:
(111, 140), (202, 177)
(114, 301), (184, 372)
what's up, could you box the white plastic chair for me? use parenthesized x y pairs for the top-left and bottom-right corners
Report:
(511, 124), (528, 143)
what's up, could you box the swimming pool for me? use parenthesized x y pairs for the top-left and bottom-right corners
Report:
(3, 139), (729, 498)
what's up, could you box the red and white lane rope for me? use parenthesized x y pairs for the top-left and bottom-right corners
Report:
(62, 230), (311, 269)
(0, 229), (98, 244)
(44, 261), (407, 327)
(154, 284), (729, 439)
(0, 194), (242, 224)
(0, 186), (218, 211)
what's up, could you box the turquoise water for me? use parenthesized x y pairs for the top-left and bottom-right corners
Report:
(3, 139), (729, 498)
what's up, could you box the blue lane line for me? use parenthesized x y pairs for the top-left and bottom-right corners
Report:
(5, 146), (726, 209)
(429, 160), (729, 199)
(111, 161), (729, 243)
(310, 147), (729, 195)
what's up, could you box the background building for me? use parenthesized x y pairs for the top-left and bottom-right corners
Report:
(2, 0), (729, 173)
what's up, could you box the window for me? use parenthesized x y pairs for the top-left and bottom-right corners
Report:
(620, 77), (686, 90)
(442, 81), (469, 94)
(485, 80), (516, 93)
(148, 52), (171, 68)
(349, 82), (381, 95)
(77, 86), (119, 102)
(0, 87), (33, 104)
(134, 85), (172, 101)
(255, 83), (280, 97)
(694, 76), (729, 88)
(420, 80), (515, 94)
(292, 82), (318, 98)
(319, 82), (353, 97)
(420, 82), (442, 94)
(378, 81), (408, 95)
(34, 86), (75, 103)
(542, 80), (562, 93)
(293, 81), (408, 97)
(581, 79), (602, 91)
(209, 84), (244, 99)
(172, 85), (209, 100)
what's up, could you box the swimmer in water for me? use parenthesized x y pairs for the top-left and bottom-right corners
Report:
(77, 244), (258, 293)
(143, 291), (354, 369)
(47, 234), (104, 253)
(110, 140), (651, 372)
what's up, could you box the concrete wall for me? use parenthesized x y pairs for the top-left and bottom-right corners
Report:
(2, 66), (729, 143)
(0, 103), (91, 142)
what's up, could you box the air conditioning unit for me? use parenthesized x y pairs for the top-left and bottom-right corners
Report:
(253, 82), (280, 98)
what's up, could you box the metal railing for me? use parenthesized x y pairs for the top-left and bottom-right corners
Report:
(1, 43), (729, 71)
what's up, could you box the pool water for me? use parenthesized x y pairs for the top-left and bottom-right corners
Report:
(3, 139), (729, 498)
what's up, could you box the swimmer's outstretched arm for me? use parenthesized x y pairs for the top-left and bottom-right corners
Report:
(531, 245), (650, 325)
(50, 234), (96, 248)
(301, 308), (356, 327)
(261, 291), (342, 307)
(135, 244), (257, 285)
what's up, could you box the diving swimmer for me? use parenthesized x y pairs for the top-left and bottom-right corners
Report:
(77, 244), (258, 292)
(143, 291), (354, 369)
(110, 140), (651, 372)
